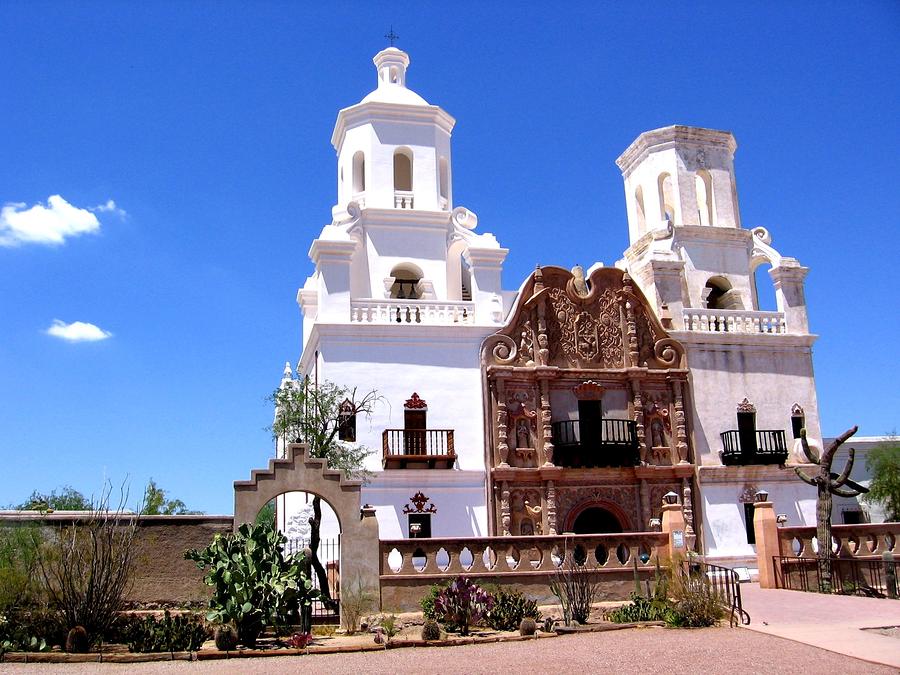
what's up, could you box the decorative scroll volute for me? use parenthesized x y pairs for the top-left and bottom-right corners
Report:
(481, 266), (686, 371)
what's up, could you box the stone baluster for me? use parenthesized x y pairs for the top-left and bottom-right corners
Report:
(683, 482), (696, 551)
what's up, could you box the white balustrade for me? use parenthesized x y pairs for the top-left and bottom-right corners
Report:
(394, 190), (414, 209)
(682, 308), (786, 334)
(351, 299), (475, 325)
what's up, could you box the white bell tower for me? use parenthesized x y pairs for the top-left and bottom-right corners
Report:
(332, 47), (454, 215)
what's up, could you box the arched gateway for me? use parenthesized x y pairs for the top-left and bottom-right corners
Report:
(234, 444), (381, 618)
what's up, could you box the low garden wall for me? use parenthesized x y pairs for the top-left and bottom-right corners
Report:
(0, 512), (234, 606)
(379, 532), (669, 611)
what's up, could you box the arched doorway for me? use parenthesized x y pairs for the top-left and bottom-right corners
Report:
(258, 490), (342, 624)
(572, 506), (623, 534)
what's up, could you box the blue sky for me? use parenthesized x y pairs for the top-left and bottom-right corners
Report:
(1, 2), (898, 514)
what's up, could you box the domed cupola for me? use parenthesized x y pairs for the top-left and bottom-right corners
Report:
(331, 47), (455, 215)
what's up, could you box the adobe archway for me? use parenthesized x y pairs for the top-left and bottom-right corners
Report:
(234, 444), (381, 612)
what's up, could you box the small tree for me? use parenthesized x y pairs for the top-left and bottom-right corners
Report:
(795, 426), (868, 593)
(864, 438), (900, 522)
(267, 379), (381, 611)
(18, 486), (91, 511)
(140, 479), (201, 515)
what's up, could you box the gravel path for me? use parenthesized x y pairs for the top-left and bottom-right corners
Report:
(3, 627), (893, 675)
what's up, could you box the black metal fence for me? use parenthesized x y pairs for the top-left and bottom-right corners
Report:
(679, 559), (750, 626)
(285, 536), (341, 623)
(774, 556), (899, 598)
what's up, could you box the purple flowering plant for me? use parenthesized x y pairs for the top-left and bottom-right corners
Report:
(433, 576), (495, 636)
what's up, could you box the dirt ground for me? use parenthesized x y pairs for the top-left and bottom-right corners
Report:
(3, 626), (892, 675)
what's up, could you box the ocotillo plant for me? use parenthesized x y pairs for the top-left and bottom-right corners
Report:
(795, 425), (868, 593)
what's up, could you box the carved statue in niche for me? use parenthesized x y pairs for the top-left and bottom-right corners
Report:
(651, 418), (666, 449)
(642, 391), (672, 464)
(520, 519), (534, 535)
(515, 418), (530, 449)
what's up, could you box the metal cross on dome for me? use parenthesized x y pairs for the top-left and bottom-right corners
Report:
(384, 26), (399, 47)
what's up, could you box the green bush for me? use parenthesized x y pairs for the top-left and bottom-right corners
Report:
(420, 583), (444, 621)
(123, 611), (207, 653)
(0, 526), (43, 613)
(484, 588), (541, 631)
(184, 522), (318, 647)
(0, 616), (50, 655)
(604, 593), (673, 623)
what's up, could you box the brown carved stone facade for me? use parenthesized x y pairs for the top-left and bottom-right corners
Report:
(482, 266), (697, 542)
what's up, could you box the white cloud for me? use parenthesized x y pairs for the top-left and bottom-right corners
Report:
(45, 319), (113, 343)
(0, 195), (101, 247)
(93, 199), (127, 218)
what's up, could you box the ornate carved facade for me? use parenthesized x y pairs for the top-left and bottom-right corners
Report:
(482, 266), (696, 538)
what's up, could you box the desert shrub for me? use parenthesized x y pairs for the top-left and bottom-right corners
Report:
(421, 619), (441, 641)
(433, 576), (494, 636)
(36, 487), (138, 646)
(605, 593), (673, 623)
(184, 521), (318, 647)
(376, 613), (401, 643)
(666, 572), (724, 628)
(123, 611), (207, 653)
(519, 617), (537, 636)
(549, 555), (599, 625)
(340, 575), (376, 635)
(484, 588), (541, 631)
(0, 526), (43, 613)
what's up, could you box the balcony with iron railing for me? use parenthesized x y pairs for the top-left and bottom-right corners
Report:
(550, 419), (639, 468)
(720, 429), (788, 465)
(383, 429), (456, 469)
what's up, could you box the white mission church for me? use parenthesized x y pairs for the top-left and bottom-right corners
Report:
(271, 46), (867, 573)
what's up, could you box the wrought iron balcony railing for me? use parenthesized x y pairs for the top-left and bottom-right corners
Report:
(382, 429), (456, 469)
(720, 429), (788, 465)
(550, 419), (639, 468)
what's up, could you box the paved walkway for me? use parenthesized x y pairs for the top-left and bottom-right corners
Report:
(2, 627), (892, 675)
(740, 582), (900, 668)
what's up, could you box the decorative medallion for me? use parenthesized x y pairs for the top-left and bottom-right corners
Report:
(573, 380), (604, 400)
(404, 393), (428, 410)
(738, 484), (759, 504)
(696, 148), (707, 169)
(402, 491), (437, 514)
(736, 397), (756, 414)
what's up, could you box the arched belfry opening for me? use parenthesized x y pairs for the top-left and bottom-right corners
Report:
(393, 149), (412, 192)
(658, 172), (675, 222)
(703, 276), (743, 310)
(352, 151), (366, 194)
(695, 169), (715, 226)
(389, 263), (423, 299)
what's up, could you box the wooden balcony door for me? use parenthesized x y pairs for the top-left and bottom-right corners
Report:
(404, 410), (426, 455)
(578, 400), (602, 448)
